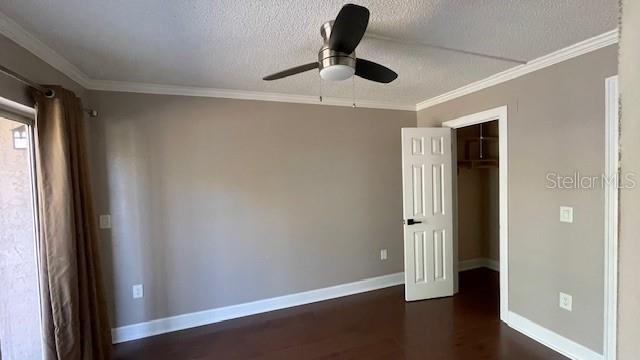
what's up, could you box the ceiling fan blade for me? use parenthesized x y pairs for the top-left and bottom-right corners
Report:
(355, 58), (397, 83)
(328, 4), (370, 54)
(263, 62), (319, 81)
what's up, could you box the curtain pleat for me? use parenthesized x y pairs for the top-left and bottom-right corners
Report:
(32, 86), (112, 360)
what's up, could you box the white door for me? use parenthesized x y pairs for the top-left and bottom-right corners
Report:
(402, 128), (454, 301)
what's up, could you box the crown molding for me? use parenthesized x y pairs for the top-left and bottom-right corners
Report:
(0, 9), (618, 113)
(90, 26), (617, 113)
(87, 79), (417, 111)
(416, 28), (619, 111)
(0, 11), (413, 111)
(0, 11), (92, 88)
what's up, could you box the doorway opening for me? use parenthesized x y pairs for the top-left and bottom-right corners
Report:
(454, 119), (500, 310)
(401, 106), (507, 312)
(442, 106), (509, 321)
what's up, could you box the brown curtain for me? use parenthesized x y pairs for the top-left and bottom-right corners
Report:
(32, 86), (112, 360)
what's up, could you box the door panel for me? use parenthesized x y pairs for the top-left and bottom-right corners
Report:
(402, 128), (453, 301)
(411, 165), (425, 217)
(432, 164), (445, 215)
(413, 230), (426, 283)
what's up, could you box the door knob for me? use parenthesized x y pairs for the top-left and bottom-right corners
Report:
(407, 219), (422, 225)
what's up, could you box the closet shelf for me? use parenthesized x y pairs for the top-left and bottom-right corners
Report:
(458, 122), (498, 169)
(458, 159), (498, 169)
(460, 136), (498, 142)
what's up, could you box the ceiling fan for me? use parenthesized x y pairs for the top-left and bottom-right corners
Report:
(263, 4), (397, 84)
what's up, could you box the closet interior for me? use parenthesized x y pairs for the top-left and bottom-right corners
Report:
(456, 120), (500, 283)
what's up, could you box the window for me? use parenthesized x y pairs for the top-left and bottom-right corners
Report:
(0, 114), (42, 360)
(12, 125), (28, 149)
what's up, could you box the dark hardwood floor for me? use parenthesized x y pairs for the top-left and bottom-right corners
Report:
(114, 269), (566, 359)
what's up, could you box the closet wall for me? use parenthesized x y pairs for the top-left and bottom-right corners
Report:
(456, 121), (499, 263)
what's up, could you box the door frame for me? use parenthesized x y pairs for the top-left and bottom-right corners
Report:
(442, 105), (509, 322)
(603, 75), (618, 360)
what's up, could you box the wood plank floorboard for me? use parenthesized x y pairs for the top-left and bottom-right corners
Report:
(114, 269), (567, 359)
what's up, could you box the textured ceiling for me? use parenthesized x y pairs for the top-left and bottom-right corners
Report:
(0, 0), (618, 107)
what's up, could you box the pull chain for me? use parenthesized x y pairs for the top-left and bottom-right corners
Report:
(352, 76), (356, 108)
(319, 78), (323, 103)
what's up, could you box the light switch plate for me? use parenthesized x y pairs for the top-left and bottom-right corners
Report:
(559, 206), (573, 223)
(559, 292), (572, 311)
(99, 214), (111, 229)
(132, 284), (144, 299)
(380, 249), (388, 260)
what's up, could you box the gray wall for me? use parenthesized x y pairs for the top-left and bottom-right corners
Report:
(0, 34), (84, 107)
(618, 1), (639, 358)
(457, 167), (499, 262)
(456, 168), (486, 260)
(86, 92), (415, 327)
(1, 28), (622, 354)
(417, 45), (618, 353)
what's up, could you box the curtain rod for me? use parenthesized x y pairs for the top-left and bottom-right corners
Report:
(0, 63), (98, 117)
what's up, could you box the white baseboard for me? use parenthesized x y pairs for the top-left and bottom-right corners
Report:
(458, 257), (500, 272)
(506, 311), (603, 360)
(111, 272), (404, 343)
(112, 272), (602, 360)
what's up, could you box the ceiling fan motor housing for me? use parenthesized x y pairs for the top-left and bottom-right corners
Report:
(318, 21), (355, 80)
(262, 6), (397, 84)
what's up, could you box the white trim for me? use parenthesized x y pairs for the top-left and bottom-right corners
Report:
(0, 95), (35, 121)
(442, 105), (508, 322)
(451, 129), (459, 292)
(507, 311), (603, 360)
(26, 121), (46, 360)
(442, 106), (508, 128)
(0, 11), (91, 88)
(416, 29), (619, 111)
(0, 11), (412, 111)
(0, 9), (617, 112)
(88, 80), (416, 111)
(458, 258), (500, 272)
(486, 259), (499, 272)
(603, 75), (618, 360)
(111, 272), (404, 343)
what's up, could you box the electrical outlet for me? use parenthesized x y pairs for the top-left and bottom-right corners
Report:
(99, 214), (111, 229)
(559, 292), (572, 311)
(380, 249), (388, 260)
(559, 206), (573, 223)
(132, 284), (144, 299)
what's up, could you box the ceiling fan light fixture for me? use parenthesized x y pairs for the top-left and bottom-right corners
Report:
(262, 4), (397, 84)
(319, 64), (355, 81)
